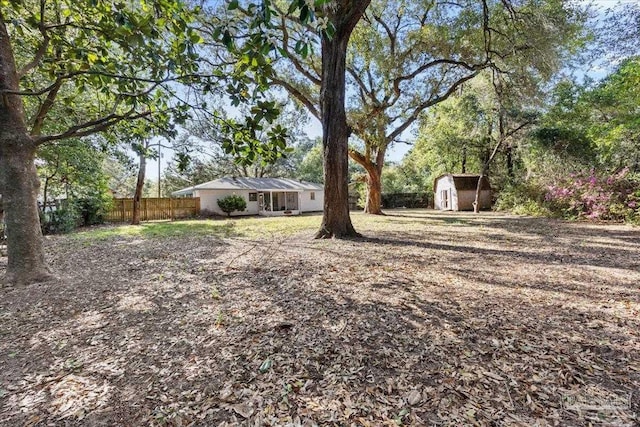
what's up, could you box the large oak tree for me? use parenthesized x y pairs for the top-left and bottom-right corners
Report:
(235, 0), (587, 214)
(217, 0), (371, 237)
(0, 0), (202, 284)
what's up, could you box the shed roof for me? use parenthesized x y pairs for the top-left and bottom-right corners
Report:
(434, 174), (491, 192)
(172, 177), (323, 196)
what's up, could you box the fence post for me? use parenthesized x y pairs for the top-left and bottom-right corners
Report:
(143, 199), (147, 221)
(121, 199), (125, 223)
(170, 197), (174, 221)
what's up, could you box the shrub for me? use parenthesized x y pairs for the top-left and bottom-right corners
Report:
(545, 168), (639, 223)
(76, 192), (112, 226)
(495, 182), (551, 217)
(41, 203), (80, 234)
(40, 192), (112, 234)
(217, 195), (247, 217)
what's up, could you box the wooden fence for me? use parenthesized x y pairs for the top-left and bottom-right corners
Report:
(105, 197), (200, 223)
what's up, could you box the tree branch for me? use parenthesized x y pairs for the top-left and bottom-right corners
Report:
(346, 66), (378, 105)
(393, 58), (487, 94)
(1, 71), (220, 96)
(34, 110), (153, 145)
(372, 14), (396, 56)
(348, 147), (375, 172)
(17, 0), (50, 79)
(278, 14), (322, 86)
(30, 78), (63, 136)
(386, 70), (481, 144)
(338, 0), (372, 37)
(270, 77), (320, 119)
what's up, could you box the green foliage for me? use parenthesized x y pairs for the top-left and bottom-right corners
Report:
(408, 91), (487, 184)
(535, 60), (640, 173)
(218, 111), (292, 167)
(342, 0), (587, 200)
(494, 183), (551, 217)
(163, 158), (223, 195)
(41, 203), (80, 235)
(37, 139), (113, 231)
(393, 154), (433, 193)
(4, 0), (204, 142)
(75, 191), (113, 226)
(586, 58), (640, 169)
(294, 141), (324, 183)
(217, 195), (248, 216)
(40, 192), (113, 235)
(380, 165), (418, 194)
(381, 192), (430, 209)
(38, 139), (111, 193)
(164, 108), (319, 195)
(405, 76), (534, 194)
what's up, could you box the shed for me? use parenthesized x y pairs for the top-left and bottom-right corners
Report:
(172, 177), (323, 217)
(433, 174), (492, 211)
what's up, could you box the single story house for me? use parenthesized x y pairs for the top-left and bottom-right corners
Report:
(434, 174), (492, 211)
(172, 177), (323, 217)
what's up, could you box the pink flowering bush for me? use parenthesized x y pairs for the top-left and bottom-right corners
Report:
(545, 168), (640, 222)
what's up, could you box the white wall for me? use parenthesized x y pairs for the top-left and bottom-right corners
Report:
(195, 188), (323, 216)
(434, 177), (455, 210)
(301, 190), (323, 212)
(195, 189), (258, 216)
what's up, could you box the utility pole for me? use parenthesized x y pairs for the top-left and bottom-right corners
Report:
(157, 140), (161, 198)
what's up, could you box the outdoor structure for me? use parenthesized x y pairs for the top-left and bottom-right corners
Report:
(172, 177), (324, 217)
(433, 174), (492, 211)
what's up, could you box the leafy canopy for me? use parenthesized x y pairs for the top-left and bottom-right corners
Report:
(2, 0), (203, 143)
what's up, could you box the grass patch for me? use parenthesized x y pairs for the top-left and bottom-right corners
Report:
(73, 221), (238, 241)
(72, 210), (494, 242)
(74, 213), (324, 241)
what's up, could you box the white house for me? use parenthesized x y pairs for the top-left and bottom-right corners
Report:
(172, 177), (324, 217)
(434, 174), (492, 211)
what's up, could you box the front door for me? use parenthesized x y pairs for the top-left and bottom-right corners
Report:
(441, 190), (449, 209)
(258, 193), (264, 212)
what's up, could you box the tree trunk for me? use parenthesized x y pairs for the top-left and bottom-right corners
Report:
(474, 129), (501, 213)
(42, 176), (50, 216)
(461, 146), (467, 174)
(132, 149), (146, 225)
(505, 144), (514, 180)
(473, 170), (486, 214)
(0, 141), (52, 284)
(349, 150), (385, 215)
(364, 167), (383, 214)
(0, 14), (52, 284)
(315, 26), (362, 238)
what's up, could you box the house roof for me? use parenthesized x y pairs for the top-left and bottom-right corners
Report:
(172, 177), (323, 196)
(434, 174), (491, 191)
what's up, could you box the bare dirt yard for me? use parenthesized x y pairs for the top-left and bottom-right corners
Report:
(1, 210), (639, 426)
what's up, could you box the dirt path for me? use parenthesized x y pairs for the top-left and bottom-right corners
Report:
(1, 211), (638, 426)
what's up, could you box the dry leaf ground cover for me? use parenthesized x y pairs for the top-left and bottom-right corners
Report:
(0, 210), (639, 426)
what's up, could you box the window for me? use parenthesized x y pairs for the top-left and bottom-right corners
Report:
(310, 191), (315, 201)
(441, 190), (449, 209)
(248, 192), (257, 202)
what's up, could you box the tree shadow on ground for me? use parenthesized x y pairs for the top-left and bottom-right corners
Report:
(360, 233), (640, 275)
(0, 217), (638, 425)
